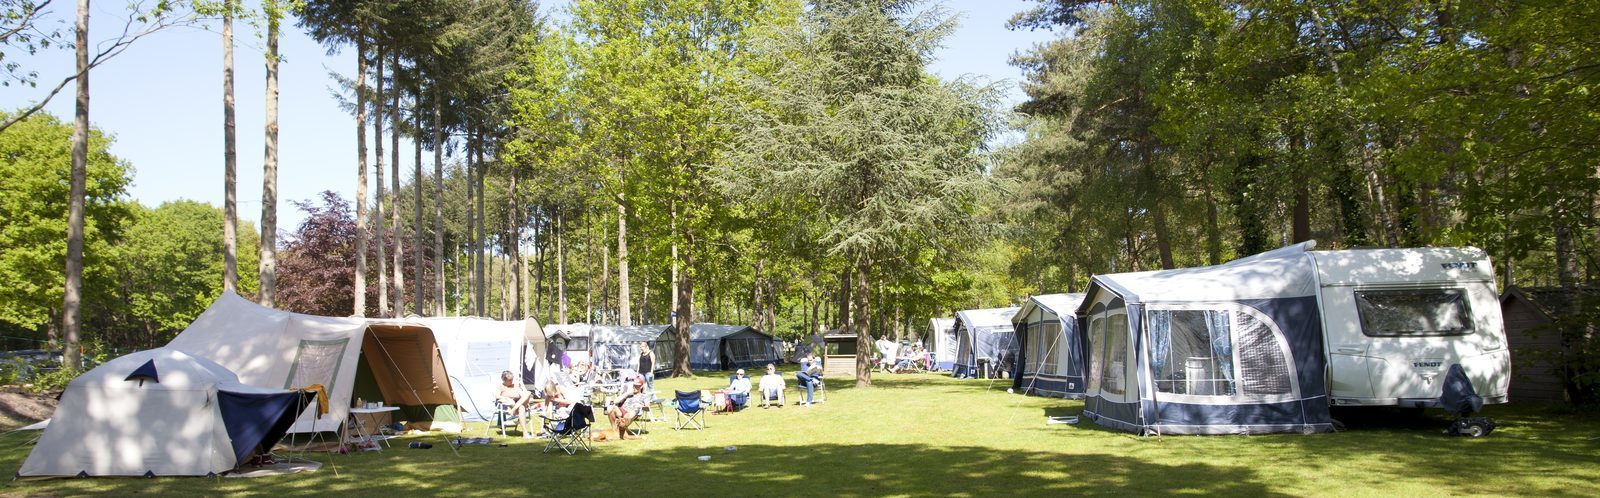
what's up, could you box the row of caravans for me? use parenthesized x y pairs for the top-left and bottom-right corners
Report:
(939, 241), (1512, 435)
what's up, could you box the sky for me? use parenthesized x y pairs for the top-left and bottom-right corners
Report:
(2, 0), (1058, 233)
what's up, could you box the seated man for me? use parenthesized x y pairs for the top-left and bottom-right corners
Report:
(725, 369), (751, 411)
(496, 370), (536, 421)
(757, 363), (785, 408)
(601, 376), (648, 440)
(795, 353), (823, 405)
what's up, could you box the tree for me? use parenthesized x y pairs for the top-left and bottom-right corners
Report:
(0, 110), (131, 341)
(259, 0), (280, 307)
(111, 200), (259, 348)
(221, 0), (238, 293)
(62, 0), (89, 370)
(276, 191), (360, 316)
(721, 0), (1002, 386)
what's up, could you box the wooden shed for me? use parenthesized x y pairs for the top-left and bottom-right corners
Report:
(1499, 286), (1594, 403)
(821, 333), (859, 377)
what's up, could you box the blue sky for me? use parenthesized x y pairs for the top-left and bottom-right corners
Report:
(2, 0), (1057, 232)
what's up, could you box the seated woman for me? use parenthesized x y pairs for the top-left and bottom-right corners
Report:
(542, 379), (579, 419)
(601, 376), (649, 440)
(725, 369), (752, 411)
(757, 364), (785, 408)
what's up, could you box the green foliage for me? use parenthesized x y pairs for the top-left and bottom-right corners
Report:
(104, 200), (259, 347)
(0, 110), (133, 334)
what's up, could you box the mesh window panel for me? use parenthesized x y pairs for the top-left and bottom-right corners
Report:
(1151, 310), (1234, 395)
(1236, 315), (1291, 396)
(1103, 315), (1128, 396)
(1040, 323), (1062, 373)
(286, 338), (349, 390)
(1087, 317), (1105, 393)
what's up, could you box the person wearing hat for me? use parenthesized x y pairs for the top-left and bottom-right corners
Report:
(602, 375), (649, 440)
(725, 369), (752, 411)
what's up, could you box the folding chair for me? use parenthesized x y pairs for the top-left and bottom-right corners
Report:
(540, 403), (594, 454)
(796, 377), (827, 405)
(757, 388), (785, 408)
(673, 390), (706, 430)
(494, 400), (532, 437)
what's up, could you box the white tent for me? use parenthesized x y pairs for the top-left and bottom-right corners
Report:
(412, 316), (547, 422)
(19, 348), (307, 477)
(928, 318), (956, 370)
(166, 292), (458, 434)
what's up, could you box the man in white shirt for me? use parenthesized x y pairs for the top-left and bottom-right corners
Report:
(757, 363), (786, 408)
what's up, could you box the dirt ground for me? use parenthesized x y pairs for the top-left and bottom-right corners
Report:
(0, 388), (57, 431)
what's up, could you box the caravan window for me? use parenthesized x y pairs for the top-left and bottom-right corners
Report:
(1355, 288), (1472, 337)
(565, 337), (591, 351)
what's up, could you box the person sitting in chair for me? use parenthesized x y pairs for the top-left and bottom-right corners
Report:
(543, 379), (580, 419)
(758, 363), (785, 408)
(725, 369), (751, 411)
(496, 370), (536, 420)
(601, 376), (648, 440)
(796, 352), (823, 405)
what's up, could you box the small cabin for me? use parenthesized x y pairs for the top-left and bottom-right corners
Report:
(822, 333), (859, 377)
(1500, 286), (1594, 403)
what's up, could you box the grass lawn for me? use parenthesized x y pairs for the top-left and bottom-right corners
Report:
(2, 367), (1597, 497)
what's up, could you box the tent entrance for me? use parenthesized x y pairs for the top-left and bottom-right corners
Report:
(350, 325), (461, 431)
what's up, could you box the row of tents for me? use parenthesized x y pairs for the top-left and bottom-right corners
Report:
(20, 293), (781, 478)
(930, 241), (1513, 436)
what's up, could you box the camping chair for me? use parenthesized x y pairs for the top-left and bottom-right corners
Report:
(757, 388), (785, 408)
(494, 400), (532, 437)
(796, 377), (826, 405)
(540, 403), (594, 455)
(673, 390), (706, 430)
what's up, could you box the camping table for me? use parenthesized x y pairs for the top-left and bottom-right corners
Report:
(347, 406), (400, 451)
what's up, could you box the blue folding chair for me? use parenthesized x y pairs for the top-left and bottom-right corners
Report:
(673, 390), (706, 430)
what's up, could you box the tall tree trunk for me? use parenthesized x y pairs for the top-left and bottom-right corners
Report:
(258, 0), (279, 307)
(673, 225), (694, 378)
(1151, 204), (1175, 269)
(390, 51), (404, 317)
(670, 200), (679, 323)
(475, 136), (487, 316)
(413, 89), (425, 315)
(432, 89), (445, 316)
(373, 43), (388, 318)
(62, 0), (90, 370)
(506, 166), (521, 319)
(558, 210), (567, 324)
(353, 34), (369, 317)
(222, 0), (238, 293)
(1203, 179), (1222, 265)
(585, 209), (594, 322)
(853, 261), (872, 388)
(617, 186), (631, 326)
(465, 130), (477, 315)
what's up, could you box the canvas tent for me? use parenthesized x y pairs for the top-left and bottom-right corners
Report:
(1078, 241), (1508, 435)
(928, 318), (957, 370)
(166, 292), (459, 435)
(412, 316), (548, 422)
(19, 348), (309, 477)
(1011, 293), (1088, 398)
(952, 307), (1022, 378)
(590, 324), (677, 374)
(689, 324), (778, 371)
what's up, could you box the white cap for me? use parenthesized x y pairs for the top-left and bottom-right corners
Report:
(736, 369), (746, 375)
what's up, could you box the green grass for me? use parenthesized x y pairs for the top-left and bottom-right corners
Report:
(2, 367), (1597, 497)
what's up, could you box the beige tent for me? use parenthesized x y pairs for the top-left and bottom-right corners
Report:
(167, 292), (458, 434)
(408, 316), (549, 421)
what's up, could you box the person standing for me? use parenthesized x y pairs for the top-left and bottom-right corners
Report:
(638, 345), (655, 393)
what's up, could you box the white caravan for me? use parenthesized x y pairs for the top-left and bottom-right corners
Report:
(1312, 246), (1510, 408)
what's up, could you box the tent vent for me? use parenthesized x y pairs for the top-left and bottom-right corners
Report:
(75, 471), (88, 478)
(143, 470), (155, 478)
(126, 359), (160, 386)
